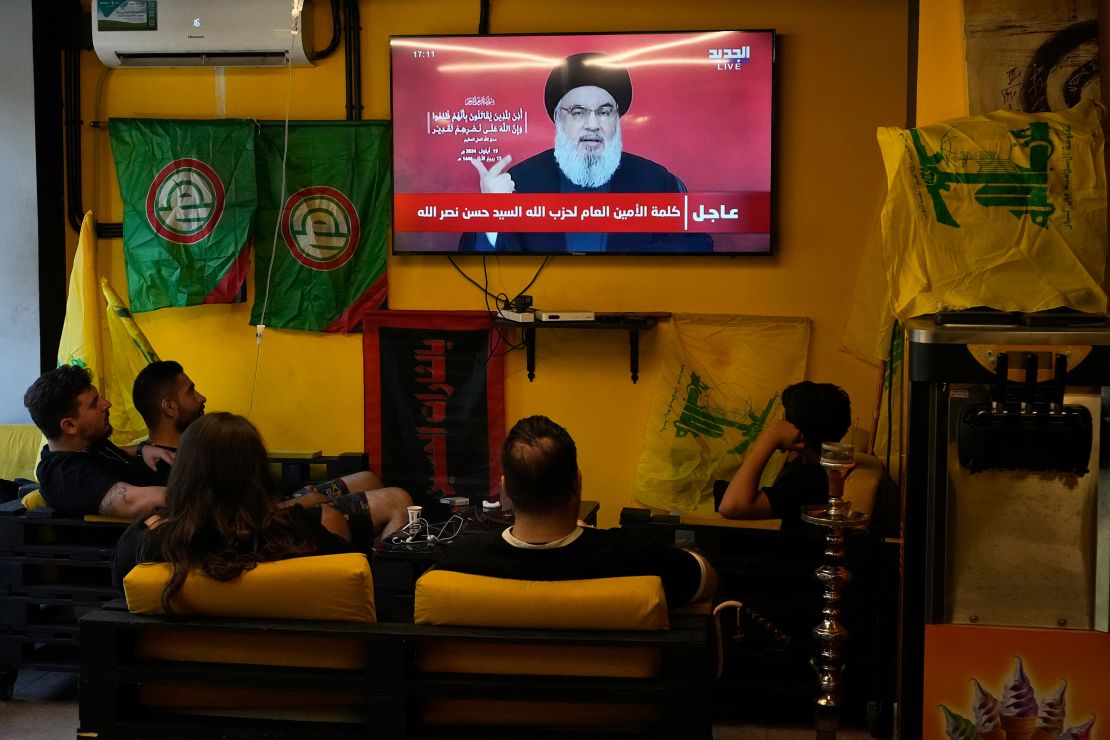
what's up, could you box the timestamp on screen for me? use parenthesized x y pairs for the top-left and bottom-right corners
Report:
(412, 50), (436, 59)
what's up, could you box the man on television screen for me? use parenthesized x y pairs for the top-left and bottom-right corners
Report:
(459, 52), (713, 253)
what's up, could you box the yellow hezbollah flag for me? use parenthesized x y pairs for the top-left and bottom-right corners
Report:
(58, 212), (104, 375)
(57, 211), (159, 446)
(633, 314), (810, 513)
(877, 99), (1106, 322)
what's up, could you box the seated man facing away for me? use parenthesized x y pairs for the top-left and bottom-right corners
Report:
(434, 415), (716, 609)
(718, 381), (851, 530)
(132, 359), (413, 546)
(23, 365), (170, 519)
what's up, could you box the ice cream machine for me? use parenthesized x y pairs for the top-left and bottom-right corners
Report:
(900, 314), (1110, 739)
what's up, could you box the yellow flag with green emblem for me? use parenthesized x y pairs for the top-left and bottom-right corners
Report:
(634, 314), (811, 513)
(57, 212), (104, 375)
(57, 212), (160, 446)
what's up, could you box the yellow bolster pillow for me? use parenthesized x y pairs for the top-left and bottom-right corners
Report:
(123, 552), (376, 622)
(20, 489), (48, 510)
(414, 570), (669, 630)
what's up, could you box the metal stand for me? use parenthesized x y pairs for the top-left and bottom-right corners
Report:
(800, 442), (870, 738)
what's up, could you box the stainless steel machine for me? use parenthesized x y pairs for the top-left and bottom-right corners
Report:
(900, 312), (1110, 738)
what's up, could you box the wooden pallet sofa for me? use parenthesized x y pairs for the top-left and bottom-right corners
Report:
(0, 449), (369, 698)
(0, 497), (129, 698)
(78, 553), (713, 739)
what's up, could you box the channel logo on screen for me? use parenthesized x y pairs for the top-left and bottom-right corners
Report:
(709, 46), (750, 70)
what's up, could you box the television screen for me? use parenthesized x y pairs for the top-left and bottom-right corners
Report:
(390, 30), (775, 255)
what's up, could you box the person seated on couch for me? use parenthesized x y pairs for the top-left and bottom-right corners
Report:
(132, 359), (412, 542)
(111, 412), (358, 598)
(23, 364), (172, 518)
(434, 415), (716, 609)
(718, 381), (851, 529)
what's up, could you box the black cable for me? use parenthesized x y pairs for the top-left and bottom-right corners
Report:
(477, 0), (490, 35)
(445, 255), (543, 360)
(348, 0), (362, 120)
(64, 47), (83, 232)
(315, 0), (343, 60)
(482, 257), (492, 311)
(447, 256), (503, 303)
(513, 256), (551, 302)
(342, 0), (362, 120)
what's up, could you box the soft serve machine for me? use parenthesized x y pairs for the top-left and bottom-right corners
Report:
(900, 313), (1110, 739)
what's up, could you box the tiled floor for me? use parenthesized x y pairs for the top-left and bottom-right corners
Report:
(2, 670), (79, 739)
(1, 669), (876, 739)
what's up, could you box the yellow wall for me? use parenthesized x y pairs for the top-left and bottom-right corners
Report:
(75, 0), (909, 526)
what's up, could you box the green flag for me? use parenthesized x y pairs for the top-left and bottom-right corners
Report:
(110, 118), (255, 312)
(251, 121), (390, 332)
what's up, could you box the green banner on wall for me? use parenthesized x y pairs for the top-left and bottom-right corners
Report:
(110, 118), (255, 312)
(251, 121), (391, 332)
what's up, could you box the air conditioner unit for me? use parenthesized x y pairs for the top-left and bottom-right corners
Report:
(92, 0), (315, 68)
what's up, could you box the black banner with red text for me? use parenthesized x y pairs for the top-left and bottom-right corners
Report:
(363, 310), (504, 510)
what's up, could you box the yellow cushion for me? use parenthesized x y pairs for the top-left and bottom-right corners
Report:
(414, 570), (669, 630)
(20, 489), (47, 510)
(414, 571), (669, 693)
(19, 488), (128, 523)
(123, 552), (376, 622)
(0, 424), (44, 481)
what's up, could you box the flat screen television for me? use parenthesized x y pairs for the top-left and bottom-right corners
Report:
(390, 30), (775, 255)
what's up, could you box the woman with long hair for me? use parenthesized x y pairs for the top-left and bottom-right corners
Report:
(111, 412), (355, 611)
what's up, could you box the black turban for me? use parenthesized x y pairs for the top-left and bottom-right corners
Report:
(543, 52), (633, 121)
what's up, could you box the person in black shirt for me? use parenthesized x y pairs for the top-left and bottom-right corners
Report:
(435, 415), (715, 609)
(24, 365), (170, 518)
(130, 359), (207, 484)
(111, 412), (355, 599)
(718, 381), (852, 529)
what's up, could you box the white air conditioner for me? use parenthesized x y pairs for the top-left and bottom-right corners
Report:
(92, 0), (315, 68)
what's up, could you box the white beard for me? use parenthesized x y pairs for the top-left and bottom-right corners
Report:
(553, 124), (623, 188)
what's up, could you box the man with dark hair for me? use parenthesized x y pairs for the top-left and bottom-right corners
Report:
(718, 381), (852, 528)
(460, 52), (712, 253)
(132, 360), (206, 452)
(23, 365), (169, 518)
(435, 415), (715, 609)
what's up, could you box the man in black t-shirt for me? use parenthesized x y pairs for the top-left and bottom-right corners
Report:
(435, 415), (715, 609)
(130, 360), (207, 485)
(24, 365), (169, 518)
(718, 381), (852, 529)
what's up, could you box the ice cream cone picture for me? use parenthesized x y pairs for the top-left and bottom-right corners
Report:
(940, 655), (1097, 739)
(1059, 714), (1097, 740)
(1001, 657), (1039, 740)
(1031, 680), (1067, 740)
(940, 704), (982, 740)
(971, 677), (1006, 740)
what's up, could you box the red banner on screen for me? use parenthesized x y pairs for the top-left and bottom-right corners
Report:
(395, 192), (770, 233)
